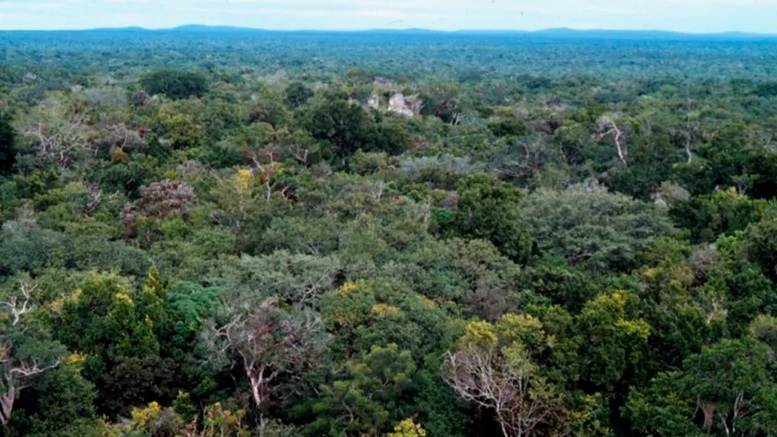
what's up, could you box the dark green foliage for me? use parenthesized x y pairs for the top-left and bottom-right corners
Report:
(303, 99), (370, 163)
(669, 188), (766, 243)
(140, 69), (208, 99)
(676, 122), (777, 199)
(303, 98), (410, 165)
(412, 356), (467, 437)
(754, 80), (777, 97)
(703, 261), (775, 336)
(0, 113), (16, 174)
(624, 372), (701, 437)
(520, 259), (598, 312)
(285, 82), (314, 109)
(10, 367), (100, 437)
(97, 355), (179, 417)
(55, 274), (162, 416)
(309, 343), (417, 436)
(488, 118), (528, 137)
(446, 174), (531, 263)
(628, 338), (777, 436)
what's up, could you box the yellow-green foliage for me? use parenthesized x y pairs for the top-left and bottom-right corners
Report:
(387, 418), (427, 437)
(496, 313), (546, 348)
(460, 320), (498, 348)
(197, 402), (250, 437)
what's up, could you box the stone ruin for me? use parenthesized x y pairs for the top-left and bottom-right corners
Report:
(363, 91), (423, 117)
(367, 93), (381, 110)
(388, 93), (423, 117)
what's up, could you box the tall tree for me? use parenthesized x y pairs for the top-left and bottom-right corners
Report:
(211, 297), (328, 437)
(447, 174), (531, 263)
(444, 320), (562, 437)
(1, 277), (64, 428)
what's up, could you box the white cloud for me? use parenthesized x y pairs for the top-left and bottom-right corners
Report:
(0, 0), (775, 32)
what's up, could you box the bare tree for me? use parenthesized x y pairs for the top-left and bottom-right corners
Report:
(670, 119), (703, 165)
(136, 180), (198, 219)
(289, 144), (311, 165)
(444, 343), (559, 437)
(24, 117), (89, 168)
(497, 139), (547, 182)
(682, 129), (694, 164)
(1, 352), (60, 426)
(595, 115), (628, 165)
(99, 123), (146, 153)
(1, 279), (62, 427)
(0, 280), (36, 327)
(250, 155), (288, 201)
(20, 94), (93, 168)
(85, 184), (103, 216)
(214, 297), (328, 437)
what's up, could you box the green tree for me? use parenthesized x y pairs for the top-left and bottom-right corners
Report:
(576, 291), (651, 390)
(13, 365), (100, 437)
(303, 99), (370, 165)
(56, 274), (161, 417)
(627, 337), (777, 436)
(685, 338), (777, 435)
(625, 372), (702, 437)
(0, 113), (15, 174)
(388, 238), (526, 321)
(446, 174), (531, 263)
(669, 187), (766, 243)
(744, 205), (777, 281)
(285, 82), (314, 109)
(312, 343), (417, 437)
(302, 98), (409, 166)
(701, 261), (775, 337)
(217, 250), (340, 309)
(522, 184), (675, 272)
(139, 264), (166, 329)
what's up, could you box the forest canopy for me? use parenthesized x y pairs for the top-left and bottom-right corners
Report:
(1, 28), (777, 437)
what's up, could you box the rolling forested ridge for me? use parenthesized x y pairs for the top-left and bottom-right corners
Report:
(2, 27), (777, 437)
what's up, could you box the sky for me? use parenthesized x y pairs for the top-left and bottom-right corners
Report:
(1, 0), (776, 33)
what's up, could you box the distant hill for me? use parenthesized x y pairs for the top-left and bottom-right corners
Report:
(526, 28), (772, 40)
(90, 26), (147, 32)
(169, 25), (263, 33)
(2, 25), (775, 40)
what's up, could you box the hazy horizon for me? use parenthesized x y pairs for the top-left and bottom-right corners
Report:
(1, 24), (776, 36)
(1, 0), (776, 34)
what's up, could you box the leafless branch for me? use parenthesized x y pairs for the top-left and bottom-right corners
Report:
(1, 281), (37, 326)
(1, 356), (61, 426)
(443, 346), (557, 437)
(596, 115), (628, 165)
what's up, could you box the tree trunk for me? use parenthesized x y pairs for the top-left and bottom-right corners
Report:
(0, 387), (15, 426)
(248, 368), (268, 437)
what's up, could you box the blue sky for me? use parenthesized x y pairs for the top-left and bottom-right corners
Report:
(1, 0), (776, 33)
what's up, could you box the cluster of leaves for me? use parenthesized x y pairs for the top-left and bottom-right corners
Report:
(1, 29), (777, 437)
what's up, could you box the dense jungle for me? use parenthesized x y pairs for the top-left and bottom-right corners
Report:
(2, 28), (777, 437)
